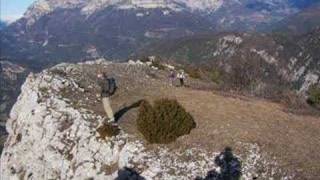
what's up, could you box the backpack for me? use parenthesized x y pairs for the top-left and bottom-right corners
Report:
(107, 77), (117, 96)
(169, 72), (175, 78)
(99, 77), (117, 97)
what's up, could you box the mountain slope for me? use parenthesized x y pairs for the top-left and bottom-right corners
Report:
(139, 32), (320, 94)
(271, 5), (320, 34)
(1, 5), (214, 66)
(2, 0), (319, 66)
(1, 60), (320, 179)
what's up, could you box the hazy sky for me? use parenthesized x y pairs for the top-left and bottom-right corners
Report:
(1, 0), (35, 22)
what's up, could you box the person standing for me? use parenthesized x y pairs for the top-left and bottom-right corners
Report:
(177, 70), (186, 87)
(97, 72), (117, 123)
(169, 70), (176, 86)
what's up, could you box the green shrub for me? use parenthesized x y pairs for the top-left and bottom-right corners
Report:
(50, 68), (67, 77)
(140, 56), (166, 70)
(210, 68), (222, 84)
(97, 123), (120, 139)
(39, 87), (49, 94)
(139, 56), (150, 63)
(137, 99), (196, 144)
(307, 85), (320, 106)
(185, 66), (201, 79)
(151, 60), (166, 70)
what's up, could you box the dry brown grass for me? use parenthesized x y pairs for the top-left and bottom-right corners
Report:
(117, 87), (320, 179)
(168, 89), (320, 179)
(60, 64), (320, 179)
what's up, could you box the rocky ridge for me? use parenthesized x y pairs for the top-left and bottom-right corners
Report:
(0, 60), (291, 179)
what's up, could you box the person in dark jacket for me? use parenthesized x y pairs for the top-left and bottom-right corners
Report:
(169, 70), (176, 86)
(97, 72), (117, 122)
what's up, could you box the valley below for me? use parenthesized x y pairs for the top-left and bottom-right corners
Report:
(0, 61), (28, 153)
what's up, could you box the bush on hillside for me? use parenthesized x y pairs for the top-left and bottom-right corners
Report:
(307, 85), (320, 107)
(50, 68), (67, 77)
(151, 59), (166, 70)
(139, 56), (150, 63)
(184, 66), (201, 79)
(97, 123), (120, 139)
(210, 68), (222, 84)
(279, 89), (309, 110)
(137, 99), (196, 144)
(228, 56), (262, 91)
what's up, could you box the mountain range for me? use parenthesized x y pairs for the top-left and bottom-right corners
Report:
(1, 0), (320, 67)
(271, 5), (320, 34)
(0, 0), (319, 99)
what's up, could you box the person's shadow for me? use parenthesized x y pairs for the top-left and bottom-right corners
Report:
(114, 100), (144, 123)
(196, 147), (242, 180)
(115, 167), (145, 180)
(114, 148), (240, 180)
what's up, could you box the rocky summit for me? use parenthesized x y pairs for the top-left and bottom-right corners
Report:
(1, 60), (320, 179)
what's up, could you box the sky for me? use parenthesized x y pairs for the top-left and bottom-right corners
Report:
(1, 0), (35, 22)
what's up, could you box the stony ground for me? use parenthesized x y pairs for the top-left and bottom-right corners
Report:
(1, 60), (320, 179)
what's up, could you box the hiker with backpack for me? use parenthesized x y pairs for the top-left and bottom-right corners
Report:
(97, 72), (117, 123)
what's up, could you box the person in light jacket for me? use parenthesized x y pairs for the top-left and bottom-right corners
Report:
(177, 70), (186, 87)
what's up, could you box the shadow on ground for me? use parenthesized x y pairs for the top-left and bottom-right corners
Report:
(115, 167), (145, 180)
(196, 147), (242, 180)
(114, 100), (143, 122)
(114, 147), (241, 180)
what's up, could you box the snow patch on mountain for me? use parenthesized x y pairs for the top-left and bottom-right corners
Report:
(176, 0), (223, 11)
(82, 0), (121, 14)
(23, 0), (224, 22)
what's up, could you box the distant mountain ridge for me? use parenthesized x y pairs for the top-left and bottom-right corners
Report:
(289, 0), (320, 8)
(271, 5), (320, 34)
(1, 0), (320, 66)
